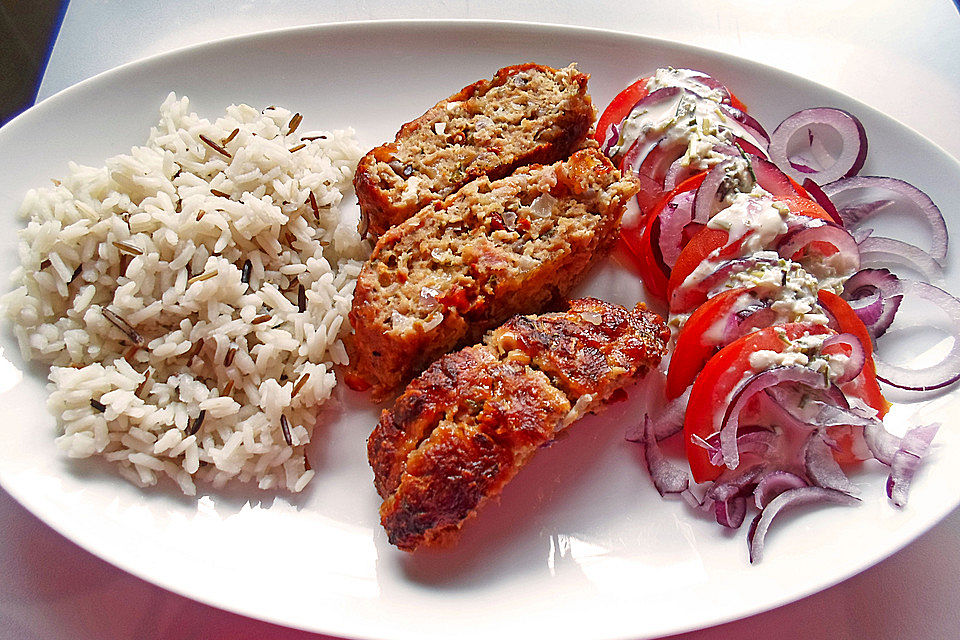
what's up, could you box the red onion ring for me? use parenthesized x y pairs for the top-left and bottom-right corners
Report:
(874, 280), (960, 391)
(858, 237), (945, 283)
(803, 433), (859, 496)
(747, 487), (860, 563)
(821, 333), (867, 384)
(776, 221), (861, 274)
(768, 108), (868, 185)
(887, 422), (939, 508)
(754, 471), (808, 509)
(657, 190), (696, 267)
(800, 178), (844, 226)
(693, 158), (738, 224)
(750, 155), (797, 197)
(719, 104), (771, 147)
(719, 366), (829, 470)
(822, 176), (948, 264)
(637, 417), (690, 497)
(715, 496), (747, 528)
(842, 268), (903, 339)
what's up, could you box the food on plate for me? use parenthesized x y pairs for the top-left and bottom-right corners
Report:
(346, 147), (640, 399)
(1, 94), (368, 494)
(354, 63), (595, 237)
(368, 298), (669, 550)
(600, 68), (953, 560)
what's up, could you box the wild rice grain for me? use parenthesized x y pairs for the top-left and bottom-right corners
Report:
(280, 414), (292, 446)
(186, 409), (206, 437)
(102, 308), (143, 345)
(198, 133), (232, 158)
(291, 372), (309, 398)
(287, 113), (303, 135)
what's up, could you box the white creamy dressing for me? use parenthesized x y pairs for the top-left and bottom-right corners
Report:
(748, 328), (851, 383)
(610, 68), (765, 174)
(678, 189), (790, 292)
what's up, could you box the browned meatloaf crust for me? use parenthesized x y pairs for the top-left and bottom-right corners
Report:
(345, 148), (640, 399)
(354, 63), (595, 238)
(368, 298), (670, 551)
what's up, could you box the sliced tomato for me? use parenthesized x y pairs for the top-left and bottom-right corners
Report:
(684, 323), (833, 482)
(817, 289), (889, 419)
(666, 195), (839, 313)
(728, 91), (748, 113)
(666, 287), (754, 399)
(593, 77), (650, 146)
(620, 172), (706, 301)
(666, 226), (744, 313)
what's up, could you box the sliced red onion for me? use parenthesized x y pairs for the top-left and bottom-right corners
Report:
(858, 237), (945, 283)
(750, 155), (796, 197)
(874, 280), (960, 391)
(685, 71), (733, 104)
(800, 178), (844, 226)
(719, 104), (771, 146)
(636, 417), (690, 497)
(601, 122), (621, 156)
(663, 157), (698, 191)
(768, 108), (867, 185)
(715, 496), (747, 528)
(842, 268), (903, 339)
(748, 487), (860, 563)
(726, 303), (777, 344)
(642, 387), (691, 442)
(719, 366), (829, 470)
(822, 176), (947, 264)
(693, 158), (738, 224)
(733, 136), (767, 159)
(863, 421), (901, 465)
(673, 254), (781, 310)
(837, 198), (894, 227)
(639, 138), (689, 188)
(657, 190), (696, 267)
(887, 422), (939, 508)
(754, 471), (808, 509)
(707, 463), (766, 502)
(803, 433), (859, 496)
(616, 87), (682, 163)
(821, 333), (866, 384)
(776, 220), (861, 274)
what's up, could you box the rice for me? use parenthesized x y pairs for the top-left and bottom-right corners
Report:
(1, 93), (369, 495)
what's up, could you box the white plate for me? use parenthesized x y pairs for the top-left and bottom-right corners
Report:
(0, 20), (958, 640)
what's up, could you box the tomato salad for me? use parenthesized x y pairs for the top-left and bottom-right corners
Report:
(603, 68), (958, 561)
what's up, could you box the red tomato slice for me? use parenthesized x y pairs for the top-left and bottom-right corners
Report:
(620, 173), (706, 301)
(684, 323), (833, 482)
(817, 289), (889, 418)
(666, 195), (839, 313)
(593, 77), (650, 146)
(665, 287), (753, 399)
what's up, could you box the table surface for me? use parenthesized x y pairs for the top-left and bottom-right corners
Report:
(8, 1), (960, 638)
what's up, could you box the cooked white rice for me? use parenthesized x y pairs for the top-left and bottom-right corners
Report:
(1, 93), (369, 495)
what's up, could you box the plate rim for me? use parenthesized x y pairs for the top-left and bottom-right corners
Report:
(1, 18), (958, 640)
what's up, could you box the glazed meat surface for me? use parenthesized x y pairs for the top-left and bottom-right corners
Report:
(346, 148), (640, 400)
(368, 298), (670, 551)
(354, 63), (595, 238)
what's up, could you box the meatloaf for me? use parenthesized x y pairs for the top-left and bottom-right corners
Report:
(345, 147), (640, 399)
(368, 298), (670, 551)
(354, 63), (595, 238)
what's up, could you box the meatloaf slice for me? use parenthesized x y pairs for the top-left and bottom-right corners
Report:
(369, 298), (670, 551)
(345, 148), (640, 400)
(354, 63), (595, 238)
